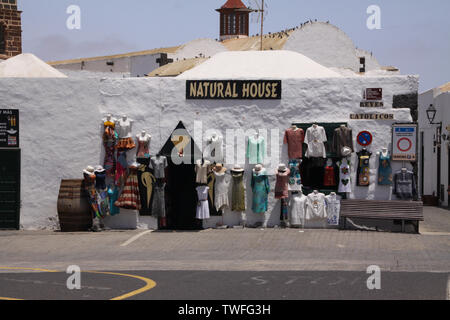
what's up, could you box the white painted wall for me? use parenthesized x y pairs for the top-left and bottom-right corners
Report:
(0, 75), (417, 230)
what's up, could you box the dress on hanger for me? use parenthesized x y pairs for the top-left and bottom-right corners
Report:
(152, 180), (166, 218)
(247, 136), (266, 164)
(231, 170), (246, 212)
(323, 165), (337, 187)
(332, 126), (354, 157)
(305, 125), (327, 158)
(338, 159), (352, 193)
(378, 152), (393, 185)
(136, 136), (151, 159)
(251, 169), (270, 214)
(305, 192), (327, 220)
(275, 169), (291, 199)
(103, 121), (117, 178)
(284, 127), (305, 159)
(107, 186), (120, 216)
(393, 170), (417, 200)
(115, 151), (128, 188)
(289, 193), (308, 226)
(213, 171), (230, 211)
(357, 149), (372, 187)
(150, 156), (168, 179)
(114, 166), (141, 210)
(325, 194), (341, 225)
(196, 186), (210, 220)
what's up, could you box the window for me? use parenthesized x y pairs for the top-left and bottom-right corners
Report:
(0, 24), (6, 54)
(239, 14), (246, 34)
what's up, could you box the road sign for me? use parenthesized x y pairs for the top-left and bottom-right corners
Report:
(357, 131), (373, 147)
(0, 109), (19, 148)
(392, 124), (417, 161)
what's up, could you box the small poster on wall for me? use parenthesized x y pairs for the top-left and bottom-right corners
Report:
(392, 123), (417, 161)
(0, 109), (19, 148)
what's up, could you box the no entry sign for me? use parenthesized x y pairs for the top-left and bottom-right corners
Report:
(357, 131), (373, 147)
(392, 124), (417, 161)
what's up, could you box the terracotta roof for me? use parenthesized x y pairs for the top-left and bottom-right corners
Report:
(439, 82), (450, 93)
(220, 0), (247, 9)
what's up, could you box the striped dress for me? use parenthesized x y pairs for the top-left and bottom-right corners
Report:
(115, 167), (141, 210)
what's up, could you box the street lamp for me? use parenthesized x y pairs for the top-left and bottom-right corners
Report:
(426, 104), (442, 125)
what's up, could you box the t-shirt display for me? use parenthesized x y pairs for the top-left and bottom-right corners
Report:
(378, 151), (393, 185)
(325, 193), (341, 226)
(195, 160), (211, 184)
(393, 169), (417, 200)
(289, 192), (307, 226)
(150, 155), (168, 179)
(332, 126), (354, 157)
(247, 135), (266, 164)
(357, 149), (372, 187)
(115, 117), (136, 151)
(305, 125), (327, 158)
(283, 127), (305, 159)
(338, 159), (352, 193)
(305, 192), (327, 220)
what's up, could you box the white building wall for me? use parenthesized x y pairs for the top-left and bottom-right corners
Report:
(0, 76), (417, 230)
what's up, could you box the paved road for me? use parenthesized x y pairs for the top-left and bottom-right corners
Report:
(0, 270), (448, 300)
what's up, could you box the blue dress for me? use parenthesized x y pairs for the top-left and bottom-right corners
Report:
(378, 152), (393, 185)
(251, 169), (270, 214)
(108, 186), (120, 216)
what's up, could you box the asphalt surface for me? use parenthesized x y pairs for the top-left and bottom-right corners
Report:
(0, 270), (448, 300)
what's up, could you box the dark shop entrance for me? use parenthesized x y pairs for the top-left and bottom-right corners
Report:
(159, 122), (202, 231)
(0, 149), (21, 230)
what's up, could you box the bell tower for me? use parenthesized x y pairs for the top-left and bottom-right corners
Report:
(0, 0), (22, 59)
(216, 0), (252, 41)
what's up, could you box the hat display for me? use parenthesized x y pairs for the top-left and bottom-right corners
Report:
(83, 166), (95, 175)
(254, 164), (263, 172)
(232, 164), (244, 172)
(278, 164), (287, 172)
(94, 165), (105, 172)
(341, 147), (352, 157)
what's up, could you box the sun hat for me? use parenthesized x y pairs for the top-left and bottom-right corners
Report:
(341, 147), (352, 157)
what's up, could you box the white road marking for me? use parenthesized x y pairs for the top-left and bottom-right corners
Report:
(120, 230), (153, 247)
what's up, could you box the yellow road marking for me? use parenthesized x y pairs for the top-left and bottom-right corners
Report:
(0, 267), (157, 300)
(0, 297), (23, 300)
(86, 271), (157, 300)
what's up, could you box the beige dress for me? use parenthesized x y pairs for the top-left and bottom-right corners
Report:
(231, 170), (246, 212)
(195, 160), (210, 184)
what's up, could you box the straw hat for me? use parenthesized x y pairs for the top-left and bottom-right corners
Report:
(254, 164), (263, 172)
(94, 165), (105, 173)
(232, 164), (244, 172)
(278, 164), (287, 172)
(83, 166), (95, 175)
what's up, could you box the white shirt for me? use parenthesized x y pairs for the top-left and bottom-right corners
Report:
(116, 118), (133, 139)
(305, 125), (327, 158)
(289, 193), (308, 225)
(305, 192), (327, 220)
(325, 194), (341, 226)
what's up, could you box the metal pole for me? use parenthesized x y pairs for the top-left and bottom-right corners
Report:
(260, 0), (264, 51)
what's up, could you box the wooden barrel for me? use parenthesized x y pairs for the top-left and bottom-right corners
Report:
(57, 179), (92, 232)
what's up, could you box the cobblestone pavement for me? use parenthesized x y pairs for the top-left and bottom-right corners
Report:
(0, 207), (448, 273)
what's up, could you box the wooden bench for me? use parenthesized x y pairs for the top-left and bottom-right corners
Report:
(340, 200), (424, 233)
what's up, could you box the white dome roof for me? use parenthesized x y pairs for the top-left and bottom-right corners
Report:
(0, 53), (67, 78)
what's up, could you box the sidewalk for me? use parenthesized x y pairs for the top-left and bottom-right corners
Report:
(0, 207), (448, 273)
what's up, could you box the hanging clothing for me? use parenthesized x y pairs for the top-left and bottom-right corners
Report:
(251, 169), (270, 214)
(83, 171), (100, 219)
(275, 169), (291, 199)
(195, 160), (211, 184)
(116, 137), (136, 151)
(338, 159), (352, 193)
(152, 180), (166, 218)
(150, 155), (168, 179)
(378, 152), (393, 185)
(95, 169), (107, 191)
(137, 164), (156, 216)
(289, 193), (307, 226)
(305, 125), (327, 158)
(231, 170), (246, 212)
(214, 171), (230, 211)
(196, 186), (210, 220)
(284, 127), (305, 159)
(393, 170), (417, 200)
(103, 123), (117, 178)
(115, 118), (133, 139)
(204, 135), (224, 163)
(280, 198), (289, 222)
(136, 136), (151, 159)
(325, 194), (341, 226)
(305, 192), (327, 220)
(247, 135), (266, 165)
(115, 166), (141, 210)
(323, 165), (337, 187)
(357, 149), (372, 187)
(96, 189), (110, 218)
(115, 151), (128, 188)
(332, 126), (354, 157)
(288, 160), (302, 191)
(107, 186), (120, 216)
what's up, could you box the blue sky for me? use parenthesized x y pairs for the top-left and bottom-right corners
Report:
(19, 0), (450, 91)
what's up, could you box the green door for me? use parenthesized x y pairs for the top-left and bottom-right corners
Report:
(0, 149), (20, 230)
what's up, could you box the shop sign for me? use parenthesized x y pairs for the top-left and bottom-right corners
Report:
(392, 124), (417, 162)
(186, 80), (282, 100)
(365, 88), (383, 101)
(0, 109), (19, 148)
(357, 131), (373, 147)
(350, 114), (394, 120)
(360, 101), (384, 108)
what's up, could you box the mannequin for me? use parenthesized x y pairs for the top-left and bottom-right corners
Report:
(231, 165), (246, 226)
(275, 164), (291, 228)
(136, 130), (151, 159)
(115, 114), (135, 150)
(251, 164), (270, 227)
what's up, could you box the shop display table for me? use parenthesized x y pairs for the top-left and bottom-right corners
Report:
(340, 199), (424, 233)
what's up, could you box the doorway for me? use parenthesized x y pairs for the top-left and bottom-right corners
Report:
(0, 149), (20, 229)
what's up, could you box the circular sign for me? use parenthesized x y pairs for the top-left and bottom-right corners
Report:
(397, 137), (412, 152)
(357, 131), (373, 147)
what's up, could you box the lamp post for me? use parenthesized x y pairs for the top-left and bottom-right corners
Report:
(426, 104), (443, 204)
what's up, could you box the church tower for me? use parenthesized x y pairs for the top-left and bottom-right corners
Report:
(0, 0), (22, 59)
(216, 0), (252, 41)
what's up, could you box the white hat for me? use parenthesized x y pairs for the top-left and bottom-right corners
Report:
(341, 147), (352, 157)
(233, 164), (244, 172)
(278, 164), (287, 172)
(83, 166), (95, 175)
(94, 165), (105, 172)
(254, 164), (263, 172)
